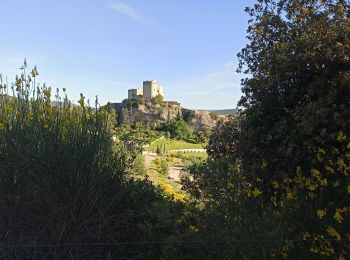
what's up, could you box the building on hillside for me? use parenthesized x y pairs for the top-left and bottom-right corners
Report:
(128, 87), (143, 99)
(128, 80), (165, 100)
(142, 80), (164, 99)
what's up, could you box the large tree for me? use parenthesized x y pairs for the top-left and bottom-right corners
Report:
(238, 0), (350, 181)
(184, 1), (350, 258)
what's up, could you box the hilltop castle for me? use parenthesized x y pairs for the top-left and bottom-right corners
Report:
(128, 80), (164, 100)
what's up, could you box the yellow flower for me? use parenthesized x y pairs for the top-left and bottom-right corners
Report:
(347, 185), (350, 193)
(303, 232), (310, 240)
(337, 131), (347, 142)
(189, 225), (199, 232)
(287, 191), (294, 200)
(0, 123), (4, 130)
(320, 178), (328, 186)
(334, 209), (344, 224)
(325, 166), (335, 174)
(261, 159), (268, 169)
(251, 188), (262, 197)
(317, 209), (327, 219)
(272, 181), (279, 189)
(317, 148), (325, 161)
(327, 226), (341, 240)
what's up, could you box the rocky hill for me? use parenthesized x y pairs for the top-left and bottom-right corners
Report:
(110, 99), (227, 131)
(111, 99), (182, 126)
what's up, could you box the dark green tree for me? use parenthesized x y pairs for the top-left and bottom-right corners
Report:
(237, 0), (350, 181)
(161, 119), (192, 140)
(184, 1), (350, 258)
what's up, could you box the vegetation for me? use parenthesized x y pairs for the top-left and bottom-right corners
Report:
(0, 64), (184, 259)
(131, 154), (147, 176)
(145, 138), (205, 153)
(150, 157), (186, 201)
(151, 93), (164, 106)
(159, 119), (192, 140)
(114, 123), (164, 147)
(181, 0), (350, 258)
(2, 0), (349, 259)
(160, 158), (169, 176)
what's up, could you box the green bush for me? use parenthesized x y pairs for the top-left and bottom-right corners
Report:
(132, 154), (147, 176)
(0, 64), (183, 259)
(160, 159), (169, 176)
(159, 119), (192, 140)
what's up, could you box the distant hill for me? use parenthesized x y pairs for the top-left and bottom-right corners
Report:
(208, 109), (238, 116)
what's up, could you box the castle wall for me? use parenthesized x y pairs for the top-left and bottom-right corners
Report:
(128, 87), (143, 99)
(143, 80), (164, 99)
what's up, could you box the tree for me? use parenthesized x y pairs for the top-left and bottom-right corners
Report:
(151, 94), (164, 106)
(184, 1), (350, 258)
(132, 154), (147, 176)
(161, 119), (192, 140)
(160, 158), (169, 176)
(237, 0), (350, 181)
(236, 0), (350, 257)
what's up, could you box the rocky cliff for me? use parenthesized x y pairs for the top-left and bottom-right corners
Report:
(182, 109), (227, 132)
(112, 99), (182, 126)
(111, 99), (227, 131)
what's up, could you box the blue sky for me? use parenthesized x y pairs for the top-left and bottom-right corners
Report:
(0, 0), (254, 109)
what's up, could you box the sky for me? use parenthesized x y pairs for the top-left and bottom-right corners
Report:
(0, 0), (254, 109)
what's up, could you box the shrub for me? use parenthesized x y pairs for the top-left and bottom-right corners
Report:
(160, 159), (169, 176)
(159, 119), (192, 140)
(132, 154), (147, 176)
(0, 64), (183, 259)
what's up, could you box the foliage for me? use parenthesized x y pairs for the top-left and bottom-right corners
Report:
(145, 138), (205, 153)
(159, 119), (192, 140)
(114, 123), (164, 150)
(160, 158), (169, 176)
(0, 64), (184, 259)
(235, 1), (350, 257)
(237, 0), (350, 181)
(151, 94), (164, 106)
(131, 154), (147, 176)
(182, 0), (350, 258)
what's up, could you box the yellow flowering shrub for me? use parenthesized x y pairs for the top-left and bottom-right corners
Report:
(246, 131), (350, 258)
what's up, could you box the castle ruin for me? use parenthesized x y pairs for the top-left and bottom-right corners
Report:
(128, 80), (164, 100)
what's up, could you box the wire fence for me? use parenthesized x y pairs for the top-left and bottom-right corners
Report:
(2, 239), (350, 259)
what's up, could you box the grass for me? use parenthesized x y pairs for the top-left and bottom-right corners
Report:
(181, 152), (208, 160)
(147, 157), (187, 201)
(145, 138), (205, 152)
(143, 139), (207, 201)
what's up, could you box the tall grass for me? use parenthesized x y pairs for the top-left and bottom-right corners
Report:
(0, 63), (182, 259)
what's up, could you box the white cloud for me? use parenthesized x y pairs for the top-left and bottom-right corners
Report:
(166, 62), (243, 109)
(107, 2), (181, 36)
(108, 3), (156, 25)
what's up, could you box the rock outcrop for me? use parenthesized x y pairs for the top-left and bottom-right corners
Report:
(111, 99), (182, 126)
(110, 99), (228, 132)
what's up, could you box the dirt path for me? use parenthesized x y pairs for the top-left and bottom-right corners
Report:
(142, 151), (183, 183)
(168, 166), (183, 182)
(142, 151), (157, 172)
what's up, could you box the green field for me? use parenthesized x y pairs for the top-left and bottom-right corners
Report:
(181, 152), (208, 160)
(145, 138), (205, 152)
